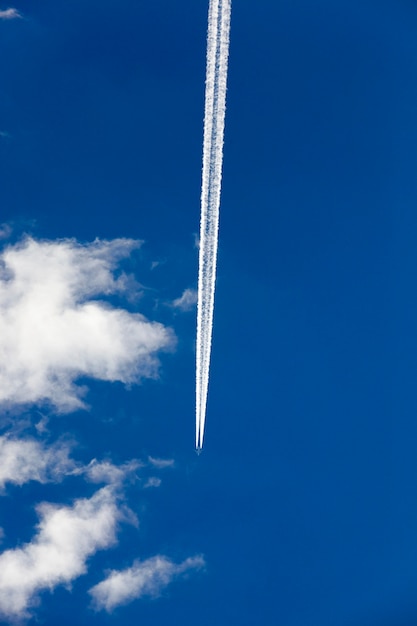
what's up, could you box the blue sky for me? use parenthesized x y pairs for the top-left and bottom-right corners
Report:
(1, 0), (417, 624)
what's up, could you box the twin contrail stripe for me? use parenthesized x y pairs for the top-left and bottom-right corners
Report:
(196, 0), (231, 450)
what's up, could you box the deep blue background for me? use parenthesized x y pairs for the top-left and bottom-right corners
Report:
(2, 1), (417, 624)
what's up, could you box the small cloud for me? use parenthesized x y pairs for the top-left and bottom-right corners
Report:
(171, 288), (197, 312)
(85, 459), (141, 486)
(0, 436), (76, 490)
(0, 223), (12, 240)
(34, 414), (49, 434)
(0, 486), (125, 619)
(0, 432), (146, 494)
(144, 477), (161, 488)
(148, 456), (174, 469)
(0, 8), (21, 20)
(89, 555), (205, 612)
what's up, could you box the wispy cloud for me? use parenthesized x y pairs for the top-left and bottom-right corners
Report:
(148, 456), (175, 469)
(144, 477), (162, 488)
(171, 288), (197, 312)
(0, 8), (21, 20)
(0, 223), (12, 240)
(0, 486), (127, 619)
(0, 435), (145, 492)
(85, 459), (141, 486)
(0, 436), (75, 489)
(89, 555), (205, 612)
(0, 237), (175, 412)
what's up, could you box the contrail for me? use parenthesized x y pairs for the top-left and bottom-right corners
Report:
(196, 0), (231, 450)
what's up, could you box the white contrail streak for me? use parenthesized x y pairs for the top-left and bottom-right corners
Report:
(196, 0), (231, 450)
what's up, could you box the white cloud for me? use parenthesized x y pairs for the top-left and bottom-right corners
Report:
(171, 288), (197, 312)
(0, 436), (75, 489)
(0, 434), (145, 492)
(0, 8), (21, 19)
(148, 456), (174, 469)
(0, 237), (175, 412)
(85, 459), (141, 485)
(89, 555), (205, 612)
(150, 259), (163, 270)
(0, 486), (126, 619)
(144, 477), (161, 488)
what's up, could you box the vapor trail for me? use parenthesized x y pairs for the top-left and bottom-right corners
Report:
(196, 0), (231, 450)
